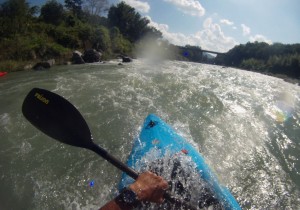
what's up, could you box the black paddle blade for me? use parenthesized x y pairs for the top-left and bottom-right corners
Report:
(22, 88), (93, 149)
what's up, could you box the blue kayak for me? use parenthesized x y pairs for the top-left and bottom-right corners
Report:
(119, 114), (241, 210)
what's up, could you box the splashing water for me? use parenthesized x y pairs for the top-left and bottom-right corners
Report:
(0, 60), (299, 209)
(127, 148), (224, 210)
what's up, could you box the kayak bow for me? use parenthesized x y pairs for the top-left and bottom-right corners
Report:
(119, 114), (241, 210)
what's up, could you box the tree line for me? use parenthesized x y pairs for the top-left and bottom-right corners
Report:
(0, 0), (299, 81)
(0, 0), (163, 70)
(0, 0), (218, 71)
(215, 42), (300, 79)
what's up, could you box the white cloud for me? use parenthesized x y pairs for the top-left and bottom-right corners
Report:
(220, 19), (234, 26)
(241, 24), (251, 36)
(250, 34), (272, 44)
(239, 23), (272, 44)
(122, 0), (150, 13)
(199, 18), (239, 52)
(147, 17), (238, 53)
(164, 0), (205, 17)
(146, 16), (169, 32)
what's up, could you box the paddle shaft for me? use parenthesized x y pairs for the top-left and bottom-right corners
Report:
(89, 143), (197, 210)
(89, 143), (139, 179)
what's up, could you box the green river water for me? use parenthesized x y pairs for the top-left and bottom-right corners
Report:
(0, 60), (299, 209)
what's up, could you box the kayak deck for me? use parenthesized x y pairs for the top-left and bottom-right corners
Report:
(119, 114), (241, 210)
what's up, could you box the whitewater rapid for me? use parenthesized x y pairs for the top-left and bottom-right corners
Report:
(0, 60), (299, 209)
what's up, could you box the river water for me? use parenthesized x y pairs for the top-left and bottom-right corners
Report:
(0, 60), (299, 210)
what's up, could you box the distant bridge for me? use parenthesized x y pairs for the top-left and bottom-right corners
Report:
(201, 49), (225, 55)
(178, 46), (225, 56)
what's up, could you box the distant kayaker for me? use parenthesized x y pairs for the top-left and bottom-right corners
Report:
(99, 171), (168, 210)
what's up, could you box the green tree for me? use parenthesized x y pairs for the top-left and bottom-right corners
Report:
(82, 12), (108, 26)
(240, 58), (266, 71)
(40, 0), (64, 25)
(110, 27), (132, 54)
(65, 0), (83, 17)
(183, 45), (203, 62)
(77, 23), (93, 49)
(108, 2), (161, 42)
(83, 0), (109, 16)
(92, 26), (111, 52)
(65, 14), (76, 27)
(0, 0), (38, 37)
(215, 42), (300, 79)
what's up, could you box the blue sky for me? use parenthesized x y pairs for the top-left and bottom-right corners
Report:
(26, 0), (299, 52)
(113, 0), (300, 52)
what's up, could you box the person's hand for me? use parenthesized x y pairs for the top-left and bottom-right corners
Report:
(129, 171), (168, 203)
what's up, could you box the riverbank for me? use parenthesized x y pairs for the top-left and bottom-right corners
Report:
(0, 50), (73, 72)
(1, 58), (299, 87)
(264, 72), (300, 85)
(240, 67), (300, 86)
(0, 54), (102, 72)
(0, 60), (35, 72)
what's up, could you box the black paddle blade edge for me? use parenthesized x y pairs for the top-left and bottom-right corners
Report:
(22, 88), (93, 148)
